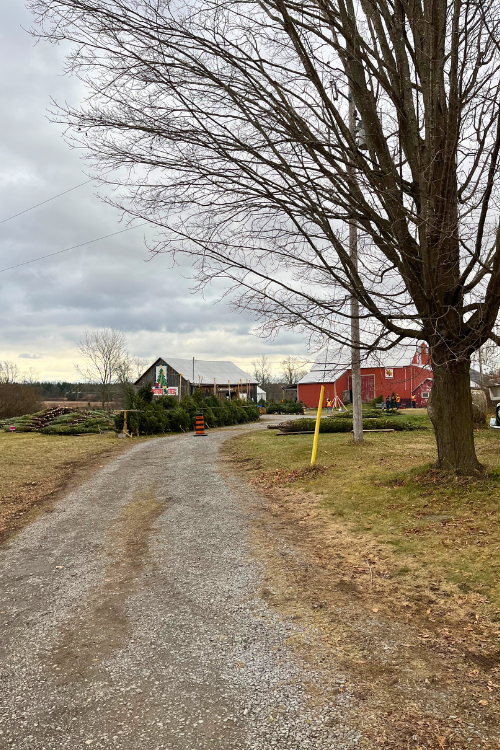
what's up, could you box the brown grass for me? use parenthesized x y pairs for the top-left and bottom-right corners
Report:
(225, 423), (500, 748)
(0, 432), (136, 540)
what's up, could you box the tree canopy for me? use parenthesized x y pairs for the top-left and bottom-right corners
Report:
(29, 0), (500, 470)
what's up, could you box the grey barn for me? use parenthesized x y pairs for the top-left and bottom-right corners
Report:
(135, 357), (259, 401)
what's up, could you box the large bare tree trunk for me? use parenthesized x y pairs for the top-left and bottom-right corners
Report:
(427, 355), (482, 474)
(31, 0), (500, 473)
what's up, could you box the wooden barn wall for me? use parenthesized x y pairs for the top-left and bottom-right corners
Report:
(134, 359), (191, 397)
(135, 360), (258, 401)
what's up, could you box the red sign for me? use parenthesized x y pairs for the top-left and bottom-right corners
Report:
(151, 388), (165, 396)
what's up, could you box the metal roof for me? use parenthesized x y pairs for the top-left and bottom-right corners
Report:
(160, 358), (257, 385)
(299, 349), (432, 385)
(298, 360), (347, 385)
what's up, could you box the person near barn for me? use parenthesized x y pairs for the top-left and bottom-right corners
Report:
(411, 394), (417, 408)
(326, 397), (332, 415)
(395, 393), (401, 409)
(385, 395), (391, 411)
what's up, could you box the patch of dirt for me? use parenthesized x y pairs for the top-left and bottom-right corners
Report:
(223, 443), (500, 749)
(47, 489), (165, 683)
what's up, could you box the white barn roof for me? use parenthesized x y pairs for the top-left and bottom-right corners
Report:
(299, 349), (431, 385)
(160, 358), (257, 385)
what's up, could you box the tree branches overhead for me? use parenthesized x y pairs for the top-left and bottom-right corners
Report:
(30, 0), (500, 357)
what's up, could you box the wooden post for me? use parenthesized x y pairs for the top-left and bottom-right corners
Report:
(228, 380), (231, 399)
(118, 408), (141, 438)
(214, 378), (216, 396)
(179, 373), (182, 402)
(311, 385), (324, 466)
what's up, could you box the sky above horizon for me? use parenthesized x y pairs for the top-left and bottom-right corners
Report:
(0, 1), (312, 383)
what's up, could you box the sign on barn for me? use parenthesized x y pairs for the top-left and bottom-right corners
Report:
(153, 364), (169, 395)
(136, 357), (258, 403)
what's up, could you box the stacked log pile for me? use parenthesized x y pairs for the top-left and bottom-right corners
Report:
(276, 420), (298, 433)
(23, 407), (75, 432)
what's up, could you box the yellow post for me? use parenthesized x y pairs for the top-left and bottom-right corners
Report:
(311, 385), (324, 466)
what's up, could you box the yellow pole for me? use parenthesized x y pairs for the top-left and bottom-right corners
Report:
(311, 385), (324, 466)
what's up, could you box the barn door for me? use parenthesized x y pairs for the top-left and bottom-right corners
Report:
(361, 375), (375, 402)
(348, 374), (375, 403)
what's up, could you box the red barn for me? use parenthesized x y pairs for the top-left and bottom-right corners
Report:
(298, 344), (433, 408)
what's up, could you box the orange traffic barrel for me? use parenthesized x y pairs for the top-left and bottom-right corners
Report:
(194, 412), (207, 436)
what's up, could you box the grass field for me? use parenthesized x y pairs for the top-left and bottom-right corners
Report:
(0, 431), (136, 539)
(229, 414), (500, 747)
(232, 411), (500, 622)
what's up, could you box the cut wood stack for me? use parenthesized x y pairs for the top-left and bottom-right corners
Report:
(276, 420), (298, 433)
(23, 407), (74, 432)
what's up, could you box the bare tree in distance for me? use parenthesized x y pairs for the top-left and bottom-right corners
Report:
(472, 341), (500, 390)
(0, 362), (20, 385)
(0, 361), (42, 418)
(76, 328), (128, 409)
(280, 356), (308, 388)
(116, 355), (150, 386)
(252, 356), (274, 388)
(30, 0), (500, 472)
(21, 367), (40, 385)
(134, 358), (149, 381)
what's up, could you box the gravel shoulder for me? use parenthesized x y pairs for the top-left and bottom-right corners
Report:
(0, 420), (360, 749)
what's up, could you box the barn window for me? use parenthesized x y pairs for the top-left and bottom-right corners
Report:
(421, 392), (429, 399)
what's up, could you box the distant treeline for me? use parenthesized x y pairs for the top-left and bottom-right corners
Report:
(30, 382), (105, 400)
(0, 380), (126, 420)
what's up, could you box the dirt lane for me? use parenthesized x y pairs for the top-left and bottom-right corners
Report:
(0, 423), (358, 750)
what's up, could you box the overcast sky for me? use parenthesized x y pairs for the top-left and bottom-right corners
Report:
(0, 1), (311, 382)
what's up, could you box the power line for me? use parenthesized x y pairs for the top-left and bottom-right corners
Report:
(0, 223), (149, 273)
(0, 179), (93, 225)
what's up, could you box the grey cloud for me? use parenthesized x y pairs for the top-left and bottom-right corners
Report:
(0, 1), (308, 380)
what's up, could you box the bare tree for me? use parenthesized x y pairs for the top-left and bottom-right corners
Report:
(115, 355), (149, 385)
(0, 361), (42, 417)
(21, 367), (40, 385)
(30, 0), (500, 472)
(0, 384), (42, 419)
(280, 356), (308, 387)
(252, 356), (274, 387)
(133, 358), (149, 381)
(76, 328), (128, 409)
(0, 361), (20, 385)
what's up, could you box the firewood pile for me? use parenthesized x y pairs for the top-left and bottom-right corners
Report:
(1, 407), (116, 435)
(276, 420), (297, 433)
(23, 407), (74, 432)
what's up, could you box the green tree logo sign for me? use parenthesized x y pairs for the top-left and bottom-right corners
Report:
(155, 365), (168, 394)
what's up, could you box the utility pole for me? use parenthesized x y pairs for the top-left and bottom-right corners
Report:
(349, 90), (363, 444)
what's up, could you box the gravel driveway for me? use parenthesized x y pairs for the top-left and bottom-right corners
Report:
(0, 420), (359, 749)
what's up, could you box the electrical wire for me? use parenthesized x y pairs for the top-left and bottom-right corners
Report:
(0, 179), (93, 225)
(0, 222), (149, 273)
